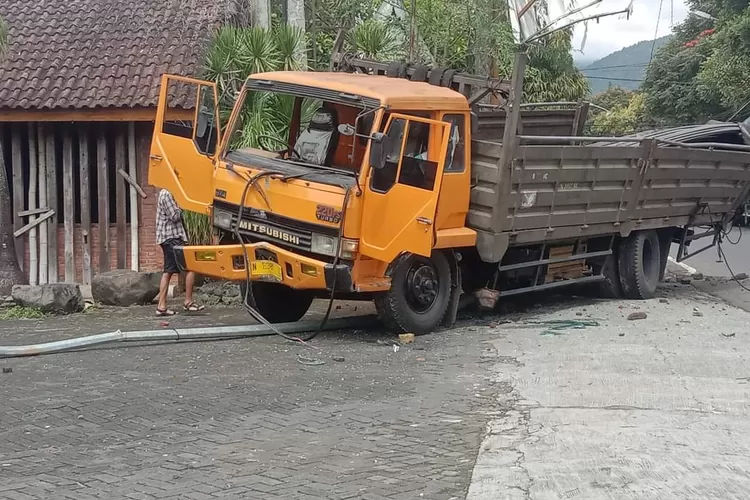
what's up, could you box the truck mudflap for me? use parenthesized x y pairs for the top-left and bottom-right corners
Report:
(172, 242), (354, 292)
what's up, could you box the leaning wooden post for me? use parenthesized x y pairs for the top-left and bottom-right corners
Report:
(127, 122), (139, 271)
(11, 125), (24, 271)
(115, 129), (127, 269)
(45, 129), (58, 283)
(27, 124), (38, 285)
(37, 124), (48, 284)
(97, 129), (110, 272)
(62, 130), (75, 282)
(79, 126), (92, 285)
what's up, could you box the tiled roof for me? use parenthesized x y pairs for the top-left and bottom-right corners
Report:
(0, 0), (229, 110)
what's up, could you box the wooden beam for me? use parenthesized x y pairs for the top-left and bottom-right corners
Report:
(0, 107), (193, 123)
(46, 129), (58, 283)
(14, 210), (54, 238)
(37, 124), (48, 284)
(18, 206), (50, 217)
(62, 130), (75, 282)
(97, 129), (110, 272)
(118, 169), (147, 198)
(11, 125), (23, 270)
(27, 124), (38, 285)
(127, 122), (139, 271)
(79, 126), (92, 285)
(115, 130), (127, 269)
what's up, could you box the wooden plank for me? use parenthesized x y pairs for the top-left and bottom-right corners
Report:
(37, 124), (48, 284)
(62, 130), (75, 282)
(97, 129), (110, 272)
(117, 169), (147, 198)
(18, 207), (51, 217)
(46, 129), (58, 283)
(14, 210), (55, 237)
(79, 126), (92, 285)
(11, 125), (23, 270)
(115, 130), (127, 269)
(27, 124), (38, 285)
(127, 122), (139, 271)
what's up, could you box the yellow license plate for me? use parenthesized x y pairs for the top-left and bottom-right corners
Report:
(250, 260), (283, 282)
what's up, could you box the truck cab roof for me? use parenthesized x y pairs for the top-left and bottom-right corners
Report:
(250, 71), (471, 112)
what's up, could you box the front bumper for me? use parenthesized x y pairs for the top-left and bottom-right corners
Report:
(173, 242), (353, 292)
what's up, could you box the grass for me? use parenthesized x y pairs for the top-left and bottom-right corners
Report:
(0, 306), (46, 320)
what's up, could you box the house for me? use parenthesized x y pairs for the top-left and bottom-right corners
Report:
(0, 0), (235, 285)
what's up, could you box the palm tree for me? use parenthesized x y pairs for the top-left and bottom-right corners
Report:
(0, 17), (25, 294)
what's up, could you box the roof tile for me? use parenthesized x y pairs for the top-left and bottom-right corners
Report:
(0, 0), (228, 110)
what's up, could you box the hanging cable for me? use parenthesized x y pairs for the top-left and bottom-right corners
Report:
(234, 168), (355, 346)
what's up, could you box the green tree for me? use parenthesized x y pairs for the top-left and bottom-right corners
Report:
(0, 17), (26, 294)
(698, 8), (750, 118)
(641, 0), (749, 125)
(588, 92), (645, 136)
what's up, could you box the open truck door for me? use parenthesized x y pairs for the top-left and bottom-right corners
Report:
(148, 75), (221, 213)
(360, 114), (450, 263)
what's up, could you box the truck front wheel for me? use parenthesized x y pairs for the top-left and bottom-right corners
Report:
(374, 252), (452, 335)
(239, 282), (314, 323)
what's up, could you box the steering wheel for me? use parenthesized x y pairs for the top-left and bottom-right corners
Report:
(256, 134), (301, 159)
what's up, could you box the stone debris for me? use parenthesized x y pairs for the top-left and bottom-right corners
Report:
(11, 284), (84, 314)
(627, 311), (648, 321)
(91, 270), (161, 306)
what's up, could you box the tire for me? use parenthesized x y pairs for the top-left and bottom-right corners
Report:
(374, 252), (452, 335)
(618, 230), (661, 299)
(239, 281), (314, 323)
(599, 249), (624, 299)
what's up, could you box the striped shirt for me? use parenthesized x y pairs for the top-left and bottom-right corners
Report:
(156, 189), (187, 245)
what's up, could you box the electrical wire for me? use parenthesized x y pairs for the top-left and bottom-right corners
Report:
(233, 167), (355, 346)
(648, 0), (666, 68)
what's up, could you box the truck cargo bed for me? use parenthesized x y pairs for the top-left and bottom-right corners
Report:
(469, 137), (750, 262)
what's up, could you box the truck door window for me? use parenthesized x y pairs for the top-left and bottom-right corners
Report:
(443, 114), (466, 173)
(194, 85), (219, 155)
(371, 117), (439, 193)
(371, 118), (406, 192)
(161, 80), (217, 156)
(399, 121), (437, 190)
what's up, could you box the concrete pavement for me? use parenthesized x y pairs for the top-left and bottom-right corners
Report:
(467, 283), (750, 500)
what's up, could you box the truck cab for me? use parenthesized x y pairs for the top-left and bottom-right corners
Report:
(149, 71), (477, 333)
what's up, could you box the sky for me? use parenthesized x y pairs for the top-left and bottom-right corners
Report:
(570, 0), (690, 63)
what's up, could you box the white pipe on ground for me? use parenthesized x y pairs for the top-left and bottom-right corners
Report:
(0, 316), (377, 358)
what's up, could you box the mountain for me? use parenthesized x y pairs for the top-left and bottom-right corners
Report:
(582, 36), (672, 95)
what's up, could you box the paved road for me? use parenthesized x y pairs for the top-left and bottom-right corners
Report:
(0, 300), (502, 500)
(4, 283), (750, 499)
(468, 281), (750, 500)
(670, 226), (750, 279)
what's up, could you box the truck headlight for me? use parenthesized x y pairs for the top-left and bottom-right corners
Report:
(312, 234), (336, 256)
(311, 235), (359, 259)
(213, 209), (232, 229)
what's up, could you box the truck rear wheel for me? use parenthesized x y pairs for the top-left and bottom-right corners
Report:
(618, 230), (661, 299)
(374, 252), (452, 335)
(239, 282), (314, 323)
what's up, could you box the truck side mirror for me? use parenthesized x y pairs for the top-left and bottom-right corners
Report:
(470, 111), (479, 136)
(369, 132), (388, 170)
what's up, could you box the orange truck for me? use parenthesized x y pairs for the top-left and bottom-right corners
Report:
(148, 54), (750, 334)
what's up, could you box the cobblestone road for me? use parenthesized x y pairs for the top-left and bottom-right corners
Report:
(0, 301), (503, 500)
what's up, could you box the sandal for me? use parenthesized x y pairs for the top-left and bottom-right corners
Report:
(183, 301), (205, 312)
(156, 308), (176, 317)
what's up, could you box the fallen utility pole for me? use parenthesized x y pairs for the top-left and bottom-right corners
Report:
(0, 315), (377, 358)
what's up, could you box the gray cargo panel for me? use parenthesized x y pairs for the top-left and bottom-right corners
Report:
(469, 139), (750, 259)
